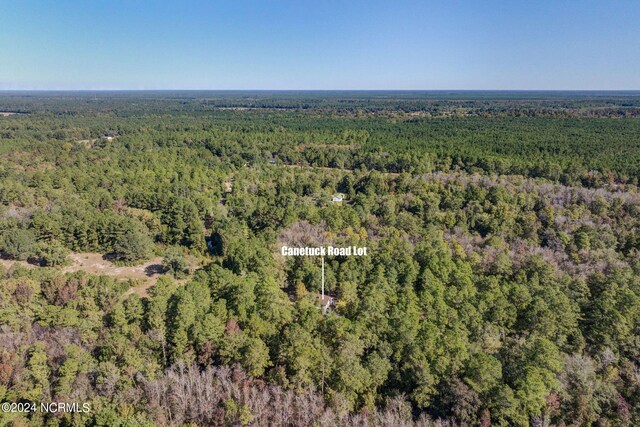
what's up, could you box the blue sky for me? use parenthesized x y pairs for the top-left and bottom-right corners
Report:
(0, 1), (639, 90)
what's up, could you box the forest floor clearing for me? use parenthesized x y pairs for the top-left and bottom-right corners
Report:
(62, 252), (164, 282)
(1, 252), (164, 282)
(1, 252), (179, 298)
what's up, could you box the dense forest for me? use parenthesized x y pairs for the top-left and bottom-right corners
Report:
(1, 92), (640, 426)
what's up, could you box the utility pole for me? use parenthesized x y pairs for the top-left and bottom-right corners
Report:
(321, 255), (325, 300)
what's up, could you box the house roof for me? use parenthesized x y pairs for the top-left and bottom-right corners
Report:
(317, 294), (334, 306)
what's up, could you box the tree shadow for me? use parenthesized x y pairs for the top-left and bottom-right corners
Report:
(0, 251), (42, 266)
(102, 253), (119, 262)
(145, 264), (165, 276)
(26, 256), (45, 267)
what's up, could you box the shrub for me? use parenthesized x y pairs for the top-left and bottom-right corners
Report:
(162, 246), (188, 278)
(0, 228), (37, 261)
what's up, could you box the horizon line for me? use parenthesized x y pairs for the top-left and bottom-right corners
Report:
(1, 88), (640, 92)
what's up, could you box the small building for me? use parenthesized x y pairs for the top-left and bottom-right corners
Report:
(268, 156), (277, 164)
(316, 294), (335, 314)
(331, 193), (345, 203)
(100, 133), (118, 141)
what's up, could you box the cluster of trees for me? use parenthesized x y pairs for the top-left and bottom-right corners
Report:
(1, 94), (640, 425)
(2, 94), (640, 187)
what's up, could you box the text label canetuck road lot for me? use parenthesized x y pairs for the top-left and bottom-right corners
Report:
(281, 246), (368, 257)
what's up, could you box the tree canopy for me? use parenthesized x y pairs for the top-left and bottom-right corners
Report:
(1, 92), (639, 426)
